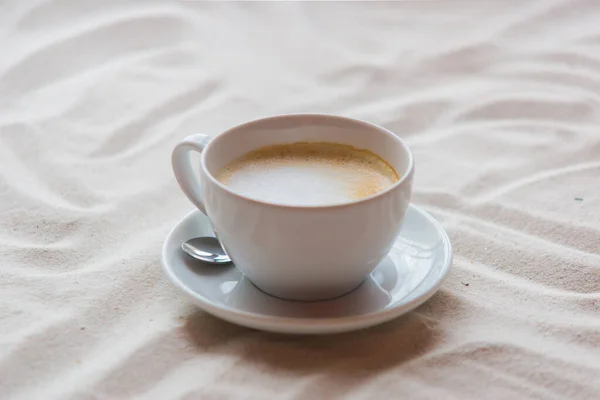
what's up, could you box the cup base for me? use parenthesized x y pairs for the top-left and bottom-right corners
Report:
(248, 277), (367, 302)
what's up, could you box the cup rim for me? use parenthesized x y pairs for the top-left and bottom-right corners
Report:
(200, 113), (415, 210)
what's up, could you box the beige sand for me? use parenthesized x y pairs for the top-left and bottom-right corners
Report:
(1, 1), (599, 399)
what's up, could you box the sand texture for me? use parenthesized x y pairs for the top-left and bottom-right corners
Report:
(1, 1), (599, 399)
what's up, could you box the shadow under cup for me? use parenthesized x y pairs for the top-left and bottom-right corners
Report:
(200, 114), (414, 301)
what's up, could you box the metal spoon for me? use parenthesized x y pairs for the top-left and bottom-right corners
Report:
(181, 237), (232, 264)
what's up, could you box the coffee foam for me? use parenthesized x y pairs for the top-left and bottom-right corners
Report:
(215, 142), (399, 206)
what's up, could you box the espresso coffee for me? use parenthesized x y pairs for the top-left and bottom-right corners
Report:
(215, 142), (399, 206)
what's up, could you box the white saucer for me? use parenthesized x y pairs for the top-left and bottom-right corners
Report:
(162, 204), (452, 335)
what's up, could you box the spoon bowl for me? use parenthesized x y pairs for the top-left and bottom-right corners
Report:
(182, 237), (232, 264)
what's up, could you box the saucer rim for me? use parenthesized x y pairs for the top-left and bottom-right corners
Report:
(161, 204), (452, 334)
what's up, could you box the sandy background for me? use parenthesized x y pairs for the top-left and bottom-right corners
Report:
(1, 0), (599, 399)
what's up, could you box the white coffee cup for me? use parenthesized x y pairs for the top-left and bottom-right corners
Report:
(172, 114), (414, 301)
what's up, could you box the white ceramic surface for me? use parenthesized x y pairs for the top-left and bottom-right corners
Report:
(162, 204), (452, 335)
(171, 114), (415, 301)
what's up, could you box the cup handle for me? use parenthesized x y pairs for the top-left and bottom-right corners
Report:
(171, 134), (212, 214)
